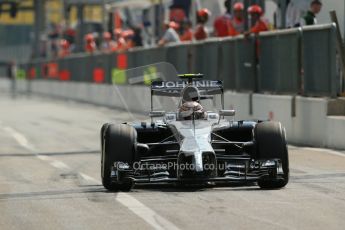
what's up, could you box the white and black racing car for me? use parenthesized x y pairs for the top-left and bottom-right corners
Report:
(100, 73), (289, 191)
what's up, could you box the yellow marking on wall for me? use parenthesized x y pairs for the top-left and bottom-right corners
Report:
(0, 0), (102, 26)
(0, 0), (34, 25)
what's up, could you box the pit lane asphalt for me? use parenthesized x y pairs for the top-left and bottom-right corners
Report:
(0, 92), (345, 230)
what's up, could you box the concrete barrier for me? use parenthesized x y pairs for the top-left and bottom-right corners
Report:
(0, 78), (10, 92)
(292, 97), (328, 147)
(326, 116), (345, 149)
(29, 80), (152, 115)
(224, 91), (252, 120)
(2, 79), (345, 149)
(252, 94), (294, 140)
(226, 93), (343, 149)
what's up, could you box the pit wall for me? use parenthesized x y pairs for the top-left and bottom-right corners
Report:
(8, 79), (345, 150)
(20, 24), (339, 97)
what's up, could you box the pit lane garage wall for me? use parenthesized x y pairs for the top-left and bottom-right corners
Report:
(18, 23), (339, 98)
(6, 78), (345, 150)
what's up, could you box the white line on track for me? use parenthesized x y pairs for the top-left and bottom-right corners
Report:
(79, 173), (181, 230)
(1, 124), (181, 230)
(79, 173), (100, 184)
(115, 193), (180, 230)
(36, 155), (50, 161)
(50, 160), (70, 170)
(3, 126), (36, 152)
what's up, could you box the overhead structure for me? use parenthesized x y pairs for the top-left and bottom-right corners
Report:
(105, 0), (166, 9)
(64, 0), (116, 5)
(0, 0), (28, 18)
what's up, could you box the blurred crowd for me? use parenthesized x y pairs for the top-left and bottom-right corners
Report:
(158, 0), (323, 46)
(53, 26), (143, 58)
(50, 0), (323, 58)
(159, 2), (268, 47)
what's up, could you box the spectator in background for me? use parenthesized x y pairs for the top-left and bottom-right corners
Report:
(114, 29), (127, 52)
(194, 8), (211, 40)
(7, 61), (17, 98)
(180, 20), (193, 41)
(48, 23), (61, 58)
(132, 27), (143, 47)
(244, 5), (269, 36)
(170, 0), (191, 20)
(169, 6), (186, 24)
(63, 27), (76, 44)
(59, 39), (71, 58)
(286, 0), (310, 27)
(302, 0), (322, 26)
(158, 21), (181, 46)
(7, 61), (16, 80)
(122, 30), (135, 49)
(101, 32), (117, 53)
(229, 2), (245, 36)
(62, 27), (76, 53)
(214, 0), (232, 37)
(92, 32), (101, 48)
(84, 33), (97, 53)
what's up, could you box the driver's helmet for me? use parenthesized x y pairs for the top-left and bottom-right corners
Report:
(182, 85), (200, 103)
(179, 86), (206, 120)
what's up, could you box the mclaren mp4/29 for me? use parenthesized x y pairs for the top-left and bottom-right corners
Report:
(101, 74), (289, 191)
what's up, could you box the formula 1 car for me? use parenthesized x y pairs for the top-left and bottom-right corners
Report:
(100, 73), (289, 191)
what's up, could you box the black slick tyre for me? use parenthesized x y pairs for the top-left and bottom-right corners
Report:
(255, 121), (289, 189)
(101, 124), (137, 191)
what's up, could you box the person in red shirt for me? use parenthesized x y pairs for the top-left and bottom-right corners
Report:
(180, 20), (193, 42)
(113, 29), (126, 52)
(58, 39), (71, 58)
(244, 4), (269, 36)
(213, 0), (232, 37)
(170, 7), (186, 24)
(244, 5), (269, 59)
(229, 2), (245, 36)
(122, 30), (135, 49)
(84, 33), (97, 53)
(194, 8), (211, 41)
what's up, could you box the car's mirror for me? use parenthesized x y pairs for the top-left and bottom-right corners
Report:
(165, 112), (177, 122)
(207, 112), (219, 121)
(219, 110), (236, 117)
(149, 111), (166, 118)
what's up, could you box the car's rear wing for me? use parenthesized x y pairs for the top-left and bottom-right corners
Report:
(151, 80), (223, 97)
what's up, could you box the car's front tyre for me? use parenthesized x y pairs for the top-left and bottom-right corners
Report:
(101, 124), (137, 191)
(255, 121), (289, 189)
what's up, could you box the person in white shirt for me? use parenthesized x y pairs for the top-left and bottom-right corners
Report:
(286, 0), (310, 27)
(158, 21), (181, 46)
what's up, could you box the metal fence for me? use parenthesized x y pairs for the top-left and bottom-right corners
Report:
(0, 45), (32, 63)
(19, 23), (339, 97)
(302, 24), (338, 97)
(258, 28), (302, 94)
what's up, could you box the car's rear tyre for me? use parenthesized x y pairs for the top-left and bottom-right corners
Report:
(255, 121), (289, 189)
(101, 124), (137, 191)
